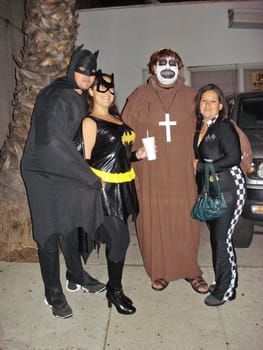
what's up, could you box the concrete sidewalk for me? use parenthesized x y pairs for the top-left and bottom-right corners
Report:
(0, 222), (262, 350)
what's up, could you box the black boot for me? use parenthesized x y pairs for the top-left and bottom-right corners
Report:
(106, 259), (136, 315)
(105, 248), (133, 305)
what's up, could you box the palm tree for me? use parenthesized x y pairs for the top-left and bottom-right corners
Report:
(0, 0), (78, 261)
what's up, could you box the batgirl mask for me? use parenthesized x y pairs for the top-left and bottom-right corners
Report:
(95, 71), (115, 95)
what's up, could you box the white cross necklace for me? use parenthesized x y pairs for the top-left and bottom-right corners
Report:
(153, 87), (178, 143)
(159, 113), (177, 142)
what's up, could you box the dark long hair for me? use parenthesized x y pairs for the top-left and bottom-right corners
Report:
(195, 83), (228, 132)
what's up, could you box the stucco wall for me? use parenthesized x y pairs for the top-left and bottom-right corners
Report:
(1, 1), (262, 148)
(77, 1), (263, 110)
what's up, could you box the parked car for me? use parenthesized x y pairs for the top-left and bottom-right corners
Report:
(227, 91), (263, 247)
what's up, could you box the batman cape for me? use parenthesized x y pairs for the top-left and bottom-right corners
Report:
(21, 48), (103, 248)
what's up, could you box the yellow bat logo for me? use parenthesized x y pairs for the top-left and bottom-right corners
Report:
(121, 130), (135, 145)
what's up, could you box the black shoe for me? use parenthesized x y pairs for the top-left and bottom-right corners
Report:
(106, 288), (136, 315)
(66, 271), (106, 293)
(208, 282), (216, 294)
(204, 295), (225, 306)
(204, 292), (236, 307)
(120, 289), (133, 305)
(44, 298), (73, 319)
(106, 283), (133, 305)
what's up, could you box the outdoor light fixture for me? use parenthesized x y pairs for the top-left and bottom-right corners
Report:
(228, 8), (263, 29)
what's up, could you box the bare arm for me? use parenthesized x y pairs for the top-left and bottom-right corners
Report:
(82, 118), (106, 188)
(82, 117), (97, 160)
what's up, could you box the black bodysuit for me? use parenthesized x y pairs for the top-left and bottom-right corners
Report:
(194, 118), (246, 302)
(88, 117), (139, 223)
(74, 116), (139, 222)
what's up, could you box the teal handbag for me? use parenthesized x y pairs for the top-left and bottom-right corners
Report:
(191, 162), (228, 221)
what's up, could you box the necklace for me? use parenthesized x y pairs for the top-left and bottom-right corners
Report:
(152, 86), (178, 143)
(152, 86), (178, 114)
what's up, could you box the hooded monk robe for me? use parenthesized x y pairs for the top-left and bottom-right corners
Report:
(122, 75), (202, 281)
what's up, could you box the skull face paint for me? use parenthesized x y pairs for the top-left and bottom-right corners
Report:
(156, 57), (179, 85)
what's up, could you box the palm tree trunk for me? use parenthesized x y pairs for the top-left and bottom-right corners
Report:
(0, 0), (78, 261)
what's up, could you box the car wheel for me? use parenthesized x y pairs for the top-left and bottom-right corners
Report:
(233, 216), (254, 248)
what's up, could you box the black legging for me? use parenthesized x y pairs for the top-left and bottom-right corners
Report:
(98, 216), (130, 263)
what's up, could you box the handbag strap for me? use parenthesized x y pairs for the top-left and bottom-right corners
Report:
(203, 162), (222, 196)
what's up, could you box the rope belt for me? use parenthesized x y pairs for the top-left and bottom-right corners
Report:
(90, 167), (136, 183)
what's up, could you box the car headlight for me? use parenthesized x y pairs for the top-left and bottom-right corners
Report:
(246, 161), (257, 177)
(246, 159), (263, 179)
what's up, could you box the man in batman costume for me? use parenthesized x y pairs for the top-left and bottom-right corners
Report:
(21, 45), (105, 319)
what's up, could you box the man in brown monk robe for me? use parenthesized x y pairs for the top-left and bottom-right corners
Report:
(122, 48), (208, 293)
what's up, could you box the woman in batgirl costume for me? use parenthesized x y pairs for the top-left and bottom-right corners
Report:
(74, 70), (146, 314)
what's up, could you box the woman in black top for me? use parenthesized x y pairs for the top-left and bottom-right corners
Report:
(74, 70), (146, 314)
(193, 84), (246, 306)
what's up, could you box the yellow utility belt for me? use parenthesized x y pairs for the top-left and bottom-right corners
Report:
(90, 167), (136, 183)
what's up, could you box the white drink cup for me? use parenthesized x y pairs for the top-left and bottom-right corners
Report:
(142, 136), (157, 161)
